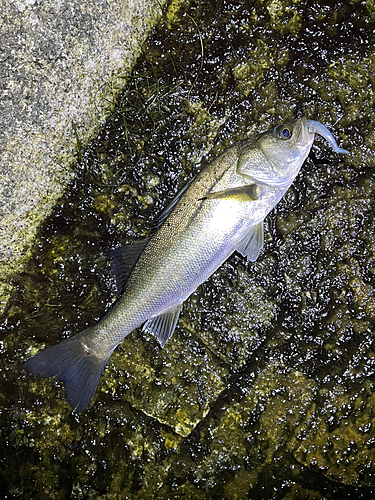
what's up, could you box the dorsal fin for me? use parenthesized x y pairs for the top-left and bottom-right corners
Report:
(109, 238), (149, 295)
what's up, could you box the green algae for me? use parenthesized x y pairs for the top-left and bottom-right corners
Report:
(0, 281), (13, 317)
(104, 329), (229, 436)
(293, 378), (375, 487)
(196, 262), (276, 367)
(265, 0), (304, 36)
(1, 0), (375, 498)
(186, 364), (317, 497)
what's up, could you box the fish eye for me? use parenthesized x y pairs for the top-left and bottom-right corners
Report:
(278, 126), (291, 140)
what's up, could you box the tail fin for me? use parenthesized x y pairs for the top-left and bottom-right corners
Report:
(24, 328), (109, 412)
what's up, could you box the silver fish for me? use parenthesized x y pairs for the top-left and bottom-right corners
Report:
(24, 117), (348, 412)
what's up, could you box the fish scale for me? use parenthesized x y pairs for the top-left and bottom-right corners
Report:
(24, 116), (348, 412)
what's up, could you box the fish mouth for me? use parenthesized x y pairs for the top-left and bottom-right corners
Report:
(295, 116), (315, 153)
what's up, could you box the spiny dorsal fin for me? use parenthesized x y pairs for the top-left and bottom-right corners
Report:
(155, 177), (195, 228)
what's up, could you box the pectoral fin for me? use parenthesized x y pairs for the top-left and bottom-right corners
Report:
(200, 184), (260, 202)
(235, 221), (264, 262)
(143, 304), (183, 347)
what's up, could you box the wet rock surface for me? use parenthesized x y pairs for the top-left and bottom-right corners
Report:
(1, 0), (375, 498)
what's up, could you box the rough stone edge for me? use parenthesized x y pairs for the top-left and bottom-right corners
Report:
(0, 0), (168, 313)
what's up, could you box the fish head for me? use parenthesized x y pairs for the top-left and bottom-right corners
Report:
(242, 116), (348, 189)
(251, 116), (315, 188)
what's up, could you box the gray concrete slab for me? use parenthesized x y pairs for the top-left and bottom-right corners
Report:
(0, 0), (167, 311)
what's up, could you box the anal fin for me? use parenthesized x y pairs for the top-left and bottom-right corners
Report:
(142, 304), (183, 347)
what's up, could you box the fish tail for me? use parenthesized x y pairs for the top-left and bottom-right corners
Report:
(24, 328), (109, 412)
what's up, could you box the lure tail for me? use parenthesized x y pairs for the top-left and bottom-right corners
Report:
(24, 328), (109, 412)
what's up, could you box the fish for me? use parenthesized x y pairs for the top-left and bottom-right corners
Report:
(24, 116), (348, 412)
